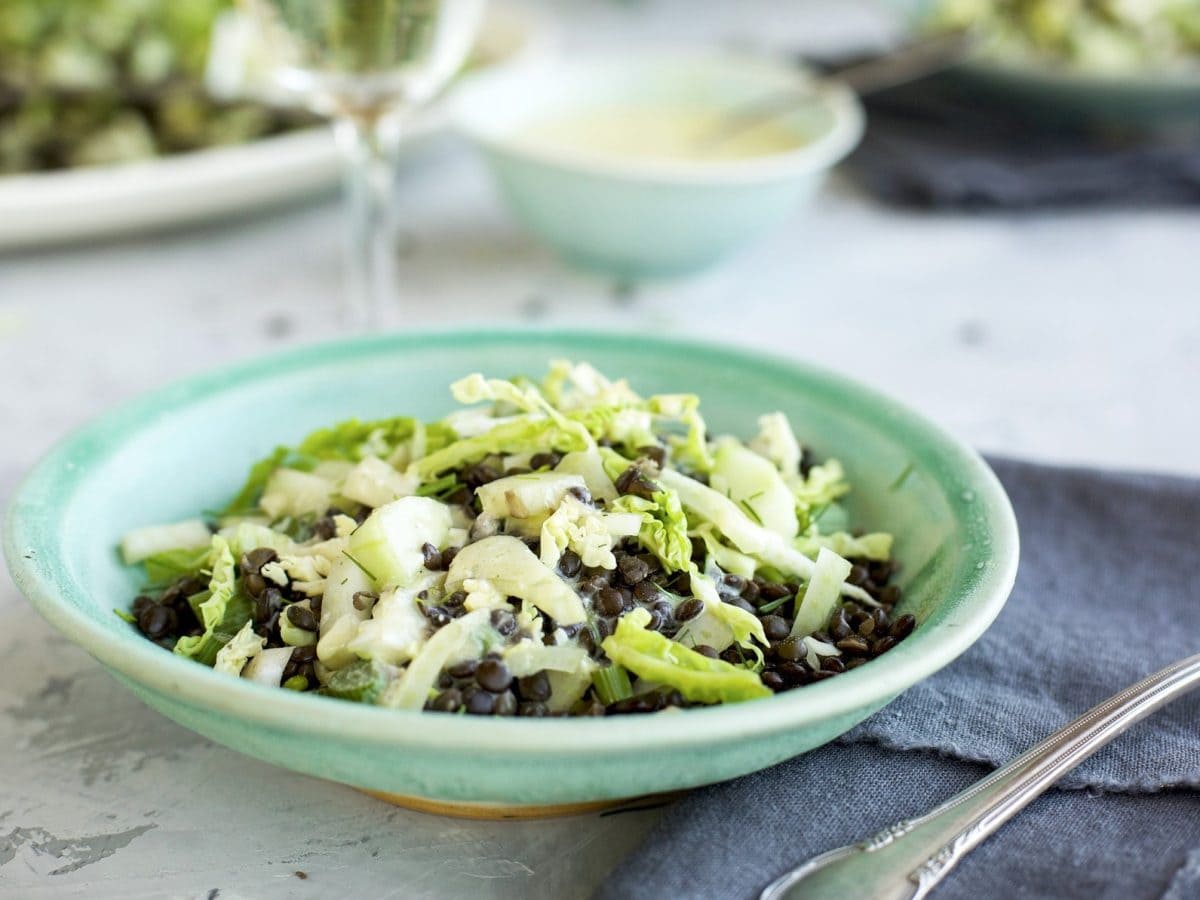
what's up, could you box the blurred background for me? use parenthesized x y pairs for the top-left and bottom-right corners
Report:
(1, 1), (1199, 895)
(1, 0), (1198, 494)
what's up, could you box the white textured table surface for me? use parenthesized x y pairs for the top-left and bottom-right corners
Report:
(2, 2), (1199, 898)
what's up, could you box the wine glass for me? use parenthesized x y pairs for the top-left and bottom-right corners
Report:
(240, 0), (487, 328)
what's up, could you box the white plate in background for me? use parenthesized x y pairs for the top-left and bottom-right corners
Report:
(0, 1), (553, 252)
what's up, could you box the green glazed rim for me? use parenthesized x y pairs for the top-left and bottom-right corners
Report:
(5, 329), (1019, 754)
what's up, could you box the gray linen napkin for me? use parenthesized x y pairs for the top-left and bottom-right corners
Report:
(843, 77), (1200, 209)
(596, 459), (1200, 900)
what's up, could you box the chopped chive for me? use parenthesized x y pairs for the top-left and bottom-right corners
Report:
(738, 500), (763, 526)
(756, 593), (795, 615)
(113, 607), (137, 625)
(889, 462), (916, 492)
(342, 550), (378, 583)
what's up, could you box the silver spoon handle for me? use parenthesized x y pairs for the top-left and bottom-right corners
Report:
(762, 652), (1200, 900)
(826, 31), (975, 96)
(698, 32), (973, 153)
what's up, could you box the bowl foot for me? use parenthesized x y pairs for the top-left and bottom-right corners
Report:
(356, 788), (680, 820)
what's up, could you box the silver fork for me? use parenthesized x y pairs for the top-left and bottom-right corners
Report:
(761, 653), (1200, 900)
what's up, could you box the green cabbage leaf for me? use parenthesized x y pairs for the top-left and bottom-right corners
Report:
(174, 536), (253, 665)
(601, 609), (770, 704)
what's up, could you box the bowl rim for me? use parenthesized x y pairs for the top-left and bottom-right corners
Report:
(957, 56), (1200, 97)
(452, 50), (866, 185)
(5, 329), (1018, 754)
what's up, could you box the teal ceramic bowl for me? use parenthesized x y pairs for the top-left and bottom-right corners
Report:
(453, 53), (864, 278)
(948, 60), (1200, 125)
(4, 331), (1017, 815)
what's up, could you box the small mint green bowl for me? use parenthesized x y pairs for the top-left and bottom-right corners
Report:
(4, 331), (1017, 816)
(454, 53), (864, 278)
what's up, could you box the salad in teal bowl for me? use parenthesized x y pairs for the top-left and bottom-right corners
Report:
(4, 332), (1018, 815)
(116, 360), (912, 718)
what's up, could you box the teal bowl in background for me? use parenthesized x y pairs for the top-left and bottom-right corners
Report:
(947, 59), (1200, 125)
(454, 54), (864, 278)
(4, 331), (1018, 815)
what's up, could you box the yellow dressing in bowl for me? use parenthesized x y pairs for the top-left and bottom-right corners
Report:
(519, 107), (807, 162)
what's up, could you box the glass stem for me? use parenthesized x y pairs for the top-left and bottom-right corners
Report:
(332, 111), (404, 330)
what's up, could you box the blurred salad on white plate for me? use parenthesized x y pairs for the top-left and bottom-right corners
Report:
(926, 0), (1200, 76)
(0, 0), (552, 248)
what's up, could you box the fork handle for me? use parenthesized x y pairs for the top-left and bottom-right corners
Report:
(763, 652), (1200, 900)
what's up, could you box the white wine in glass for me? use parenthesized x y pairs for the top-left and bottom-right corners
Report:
(241, 0), (486, 328)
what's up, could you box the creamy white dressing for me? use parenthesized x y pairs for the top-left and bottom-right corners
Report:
(519, 106), (807, 162)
